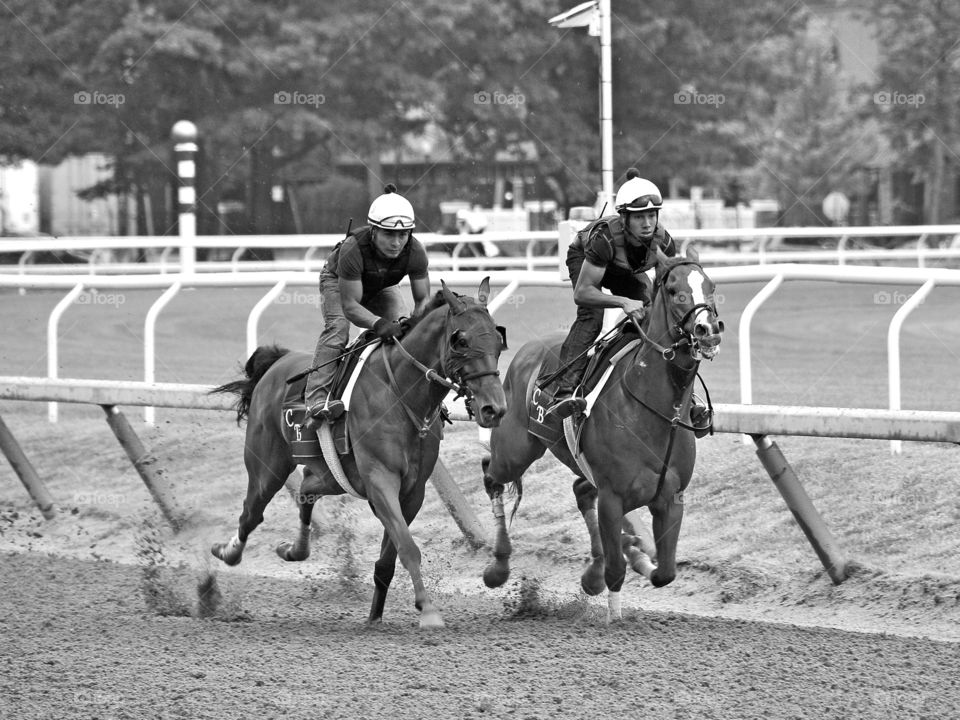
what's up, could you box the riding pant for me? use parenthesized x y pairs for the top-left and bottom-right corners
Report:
(544, 247), (652, 395)
(305, 270), (408, 410)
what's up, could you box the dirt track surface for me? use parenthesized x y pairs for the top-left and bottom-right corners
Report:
(1, 549), (958, 720)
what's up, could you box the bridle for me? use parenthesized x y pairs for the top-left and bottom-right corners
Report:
(386, 304), (502, 430)
(634, 259), (721, 366)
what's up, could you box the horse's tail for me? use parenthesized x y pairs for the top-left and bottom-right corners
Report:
(210, 344), (290, 425)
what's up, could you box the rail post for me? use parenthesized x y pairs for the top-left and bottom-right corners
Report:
(0, 413), (57, 519)
(102, 404), (183, 531)
(172, 120), (198, 275)
(429, 460), (487, 549)
(752, 434), (848, 584)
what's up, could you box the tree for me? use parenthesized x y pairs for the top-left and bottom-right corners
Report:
(872, 0), (960, 223)
(745, 13), (884, 226)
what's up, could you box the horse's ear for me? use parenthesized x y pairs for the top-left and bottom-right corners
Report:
(656, 246), (670, 264)
(685, 246), (699, 264)
(477, 276), (491, 306)
(440, 279), (467, 313)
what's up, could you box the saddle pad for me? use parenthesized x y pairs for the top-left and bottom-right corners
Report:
(527, 360), (563, 445)
(281, 403), (323, 460)
(280, 340), (380, 458)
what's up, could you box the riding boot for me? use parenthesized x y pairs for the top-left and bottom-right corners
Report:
(304, 343), (345, 425)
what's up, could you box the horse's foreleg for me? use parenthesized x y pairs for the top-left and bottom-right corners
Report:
(481, 429), (544, 588)
(573, 477), (605, 596)
(648, 484), (685, 588)
(597, 489), (627, 622)
(368, 531), (397, 624)
(367, 476), (443, 629)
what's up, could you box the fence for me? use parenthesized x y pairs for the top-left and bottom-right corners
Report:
(3, 224), (960, 275)
(2, 376), (958, 586)
(4, 264), (960, 454)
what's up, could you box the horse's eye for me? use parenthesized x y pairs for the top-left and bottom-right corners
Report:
(451, 330), (469, 348)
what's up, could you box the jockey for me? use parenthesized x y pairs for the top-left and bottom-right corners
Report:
(304, 184), (431, 424)
(544, 169), (677, 419)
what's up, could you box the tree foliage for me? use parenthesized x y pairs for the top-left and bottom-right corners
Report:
(3, 0), (869, 231)
(872, 0), (960, 223)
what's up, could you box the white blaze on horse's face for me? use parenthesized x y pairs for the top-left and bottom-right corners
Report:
(685, 269), (722, 360)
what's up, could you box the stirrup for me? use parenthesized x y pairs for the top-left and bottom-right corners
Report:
(547, 394), (586, 420)
(306, 398), (344, 427)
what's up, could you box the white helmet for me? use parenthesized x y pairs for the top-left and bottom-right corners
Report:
(368, 184), (415, 230)
(615, 169), (662, 213)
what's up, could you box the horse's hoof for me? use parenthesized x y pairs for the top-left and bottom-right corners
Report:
(483, 563), (509, 588)
(275, 542), (308, 562)
(419, 610), (445, 629)
(210, 543), (242, 567)
(580, 564), (605, 596)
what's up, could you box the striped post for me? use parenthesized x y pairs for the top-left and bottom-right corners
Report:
(171, 120), (198, 274)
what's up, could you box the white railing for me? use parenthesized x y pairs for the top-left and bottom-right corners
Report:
(4, 264), (960, 452)
(3, 224), (960, 276)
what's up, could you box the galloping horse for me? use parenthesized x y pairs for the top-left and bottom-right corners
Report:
(481, 248), (723, 620)
(211, 280), (507, 628)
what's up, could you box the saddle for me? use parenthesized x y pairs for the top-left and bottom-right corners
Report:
(281, 332), (379, 459)
(528, 323), (642, 445)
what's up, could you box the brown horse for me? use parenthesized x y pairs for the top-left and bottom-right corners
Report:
(480, 249), (723, 620)
(211, 280), (507, 628)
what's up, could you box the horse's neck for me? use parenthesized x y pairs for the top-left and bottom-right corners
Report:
(633, 296), (698, 403)
(384, 311), (448, 408)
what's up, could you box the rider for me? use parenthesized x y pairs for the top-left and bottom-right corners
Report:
(304, 184), (431, 425)
(544, 169), (677, 419)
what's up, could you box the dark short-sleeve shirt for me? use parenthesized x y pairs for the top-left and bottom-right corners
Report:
(582, 216), (676, 274)
(326, 225), (428, 303)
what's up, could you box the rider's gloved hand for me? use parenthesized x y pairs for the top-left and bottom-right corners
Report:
(373, 317), (403, 343)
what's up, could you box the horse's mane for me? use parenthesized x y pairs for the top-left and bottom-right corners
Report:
(402, 288), (473, 333)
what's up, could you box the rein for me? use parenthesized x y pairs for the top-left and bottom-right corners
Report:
(383, 306), (501, 431)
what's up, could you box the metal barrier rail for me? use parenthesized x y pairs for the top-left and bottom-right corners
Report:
(3, 375), (957, 584)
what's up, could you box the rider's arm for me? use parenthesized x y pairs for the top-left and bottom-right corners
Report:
(573, 260), (646, 319)
(339, 277), (380, 329)
(409, 275), (431, 317)
(407, 240), (432, 317)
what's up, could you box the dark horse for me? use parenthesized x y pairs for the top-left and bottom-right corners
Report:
(211, 280), (507, 628)
(481, 248), (723, 621)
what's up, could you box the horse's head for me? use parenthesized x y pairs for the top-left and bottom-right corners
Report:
(653, 247), (724, 361)
(438, 278), (508, 428)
